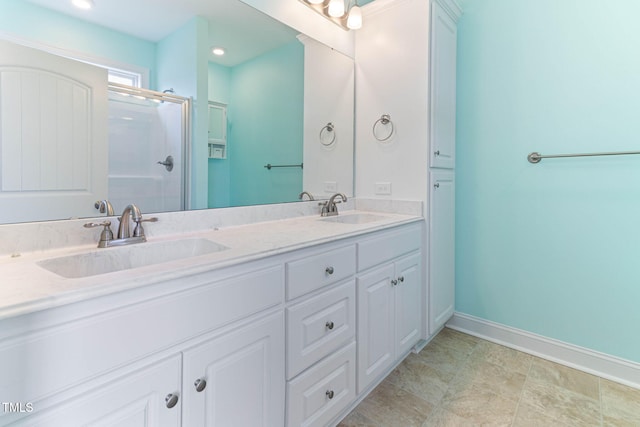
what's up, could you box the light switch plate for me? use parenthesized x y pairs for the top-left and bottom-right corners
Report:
(324, 181), (337, 192)
(375, 182), (391, 195)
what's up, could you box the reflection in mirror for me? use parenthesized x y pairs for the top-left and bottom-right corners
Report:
(0, 0), (354, 225)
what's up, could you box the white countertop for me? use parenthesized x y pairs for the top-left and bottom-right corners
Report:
(0, 210), (421, 320)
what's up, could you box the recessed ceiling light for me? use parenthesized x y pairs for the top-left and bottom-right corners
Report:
(212, 47), (225, 56)
(72, 0), (94, 10)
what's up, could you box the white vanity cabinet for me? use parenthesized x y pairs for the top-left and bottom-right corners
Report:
(285, 243), (357, 427)
(182, 312), (285, 426)
(0, 262), (284, 426)
(356, 225), (422, 393)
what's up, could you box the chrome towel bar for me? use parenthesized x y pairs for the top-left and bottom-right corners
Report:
(527, 151), (640, 164)
(264, 163), (304, 170)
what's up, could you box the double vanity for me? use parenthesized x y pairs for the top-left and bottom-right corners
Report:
(0, 201), (424, 426)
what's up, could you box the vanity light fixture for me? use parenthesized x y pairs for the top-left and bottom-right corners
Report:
(300, 0), (363, 31)
(212, 47), (225, 56)
(72, 0), (94, 10)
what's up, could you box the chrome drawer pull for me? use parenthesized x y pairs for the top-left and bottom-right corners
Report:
(326, 390), (335, 399)
(194, 378), (207, 392)
(326, 321), (334, 330)
(165, 393), (179, 409)
(325, 266), (334, 275)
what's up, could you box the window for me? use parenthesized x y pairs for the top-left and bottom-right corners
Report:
(107, 68), (142, 87)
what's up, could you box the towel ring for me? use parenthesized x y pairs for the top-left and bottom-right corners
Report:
(373, 114), (394, 142)
(320, 122), (336, 146)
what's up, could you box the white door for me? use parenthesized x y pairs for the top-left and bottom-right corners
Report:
(15, 355), (182, 427)
(395, 253), (422, 356)
(356, 264), (395, 393)
(429, 170), (455, 334)
(182, 312), (285, 427)
(0, 40), (108, 223)
(429, 0), (457, 169)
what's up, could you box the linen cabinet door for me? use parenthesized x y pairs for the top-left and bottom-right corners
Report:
(356, 264), (395, 393)
(11, 355), (182, 427)
(182, 312), (285, 427)
(429, 170), (455, 334)
(394, 252), (422, 356)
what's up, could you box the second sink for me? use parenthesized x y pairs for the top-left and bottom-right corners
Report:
(37, 238), (229, 279)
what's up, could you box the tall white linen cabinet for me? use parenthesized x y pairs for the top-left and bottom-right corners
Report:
(355, 0), (461, 339)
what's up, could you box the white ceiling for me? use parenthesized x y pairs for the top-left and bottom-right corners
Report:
(24, 0), (300, 67)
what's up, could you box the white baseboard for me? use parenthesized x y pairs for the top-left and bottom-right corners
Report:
(447, 312), (640, 390)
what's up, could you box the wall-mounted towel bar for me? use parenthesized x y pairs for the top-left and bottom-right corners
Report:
(264, 163), (304, 170)
(527, 151), (640, 164)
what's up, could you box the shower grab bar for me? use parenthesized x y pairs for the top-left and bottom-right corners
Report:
(527, 150), (640, 164)
(264, 163), (304, 170)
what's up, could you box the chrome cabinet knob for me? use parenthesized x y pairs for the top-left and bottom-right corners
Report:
(434, 150), (440, 156)
(398, 276), (405, 283)
(165, 393), (179, 409)
(391, 279), (398, 286)
(194, 378), (207, 392)
(434, 182), (440, 189)
(326, 390), (335, 399)
(326, 321), (334, 330)
(325, 266), (334, 275)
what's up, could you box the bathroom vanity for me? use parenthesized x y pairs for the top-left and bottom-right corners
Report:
(0, 208), (422, 426)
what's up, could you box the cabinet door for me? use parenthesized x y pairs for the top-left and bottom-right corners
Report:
(356, 264), (395, 393)
(429, 170), (455, 334)
(395, 253), (422, 356)
(182, 312), (285, 427)
(15, 355), (182, 427)
(429, 0), (457, 169)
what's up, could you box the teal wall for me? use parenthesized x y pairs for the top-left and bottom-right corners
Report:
(207, 41), (303, 208)
(156, 16), (210, 210)
(0, 0), (156, 88)
(456, 0), (640, 362)
(207, 62), (231, 208)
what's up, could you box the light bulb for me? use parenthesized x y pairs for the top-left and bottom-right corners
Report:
(347, 5), (362, 29)
(72, 0), (94, 10)
(328, 0), (345, 17)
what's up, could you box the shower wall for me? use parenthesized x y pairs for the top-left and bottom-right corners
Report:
(108, 94), (183, 215)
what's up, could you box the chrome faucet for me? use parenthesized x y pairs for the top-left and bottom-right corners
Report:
(94, 200), (114, 216)
(320, 193), (347, 217)
(85, 204), (157, 248)
(299, 191), (315, 201)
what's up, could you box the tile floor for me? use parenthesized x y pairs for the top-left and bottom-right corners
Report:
(338, 328), (640, 426)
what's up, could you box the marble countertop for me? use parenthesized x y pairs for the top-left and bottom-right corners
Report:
(0, 210), (421, 320)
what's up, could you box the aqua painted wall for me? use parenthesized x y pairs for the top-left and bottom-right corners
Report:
(0, 0), (156, 88)
(218, 41), (303, 207)
(207, 62), (231, 208)
(456, 0), (640, 362)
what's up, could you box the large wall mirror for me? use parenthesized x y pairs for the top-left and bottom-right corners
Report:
(0, 0), (354, 225)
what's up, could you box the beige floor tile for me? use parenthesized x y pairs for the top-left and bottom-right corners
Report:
(337, 410), (378, 427)
(467, 341), (533, 376)
(414, 335), (473, 378)
(449, 358), (527, 402)
(422, 406), (512, 427)
(601, 378), (640, 425)
(439, 382), (518, 425)
(527, 358), (600, 400)
(512, 402), (571, 427)
(355, 379), (434, 427)
(430, 328), (480, 355)
(386, 353), (452, 405)
(520, 377), (601, 426)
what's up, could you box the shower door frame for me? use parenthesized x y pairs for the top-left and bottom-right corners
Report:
(107, 82), (192, 212)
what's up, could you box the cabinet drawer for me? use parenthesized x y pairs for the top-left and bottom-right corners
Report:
(286, 244), (356, 300)
(357, 224), (421, 271)
(287, 342), (356, 427)
(286, 280), (355, 379)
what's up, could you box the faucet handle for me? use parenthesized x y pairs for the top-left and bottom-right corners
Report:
(132, 217), (158, 238)
(84, 221), (114, 248)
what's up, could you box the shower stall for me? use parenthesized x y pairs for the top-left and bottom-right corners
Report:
(106, 83), (190, 215)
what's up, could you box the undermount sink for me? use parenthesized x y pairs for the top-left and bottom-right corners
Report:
(320, 213), (387, 224)
(37, 238), (229, 279)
